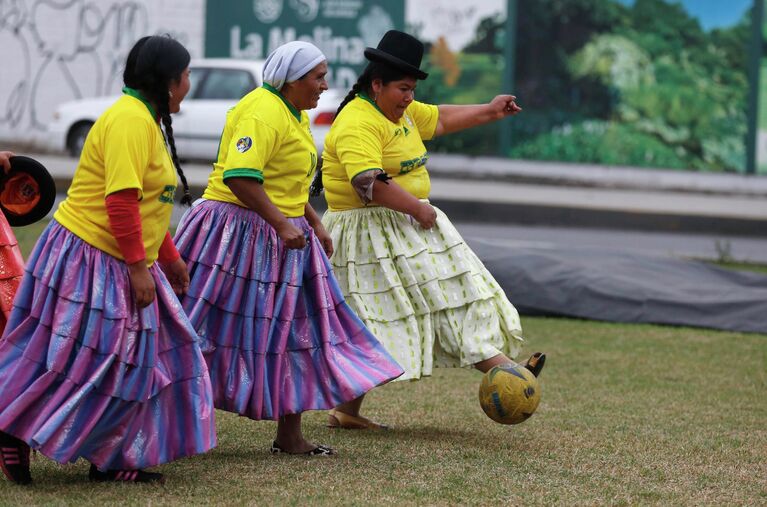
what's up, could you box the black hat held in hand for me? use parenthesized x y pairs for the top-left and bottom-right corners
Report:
(1, 156), (56, 227)
(364, 30), (429, 80)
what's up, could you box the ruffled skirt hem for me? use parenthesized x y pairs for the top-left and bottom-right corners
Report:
(174, 200), (404, 419)
(322, 205), (525, 380)
(0, 222), (216, 469)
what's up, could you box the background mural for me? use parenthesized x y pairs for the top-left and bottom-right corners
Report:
(406, 0), (509, 158)
(0, 0), (762, 175)
(757, 0), (767, 173)
(412, 0), (753, 173)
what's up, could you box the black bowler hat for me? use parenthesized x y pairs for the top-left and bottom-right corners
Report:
(364, 30), (429, 80)
(1, 156), (56, 227)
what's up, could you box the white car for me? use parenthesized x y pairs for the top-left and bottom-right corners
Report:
(49, 58), (344, 161)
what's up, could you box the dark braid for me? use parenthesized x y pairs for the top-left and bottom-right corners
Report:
(310, 63), (408, 197)
(150, 82), (192, 206)
(124, 35), (192, 205)
(308, 162), (325, 197)
(335, 80), (364, 116)
(309, 77), (364, 196)
(160, 109), (192, 206)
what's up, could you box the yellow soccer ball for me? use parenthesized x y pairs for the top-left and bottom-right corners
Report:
(479, 363), (541, 425)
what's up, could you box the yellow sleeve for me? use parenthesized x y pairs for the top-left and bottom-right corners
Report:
(103, 115), (152, 198)
(222, 117), (281, 183)
(336, 114), (384, 182)
(407, 101), (439, 141)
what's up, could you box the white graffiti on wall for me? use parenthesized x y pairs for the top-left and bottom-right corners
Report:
(0, 0), (190, 141)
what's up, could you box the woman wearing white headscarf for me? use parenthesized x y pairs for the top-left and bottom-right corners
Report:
(174, 41), (403, 455)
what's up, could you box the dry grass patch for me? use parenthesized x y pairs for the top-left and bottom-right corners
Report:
(0, 318), (763, 505)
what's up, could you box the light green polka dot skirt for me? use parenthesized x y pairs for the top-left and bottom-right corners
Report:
(322, 205), (524, 381)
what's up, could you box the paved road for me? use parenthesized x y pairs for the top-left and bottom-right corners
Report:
(455, 222), (767, 264)
(37, 194), (762, 263)
(36, 148), (767, 258)
(41, 154), (767, 219)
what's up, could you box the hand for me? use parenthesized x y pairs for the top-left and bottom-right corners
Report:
(0, 151), (14, 174)
(160, 257), (190, 296)
(489, 95), (522, 119)
(276, 221), (307, 249)
(312, 222), (334, 258)
(127, 261), (156, 308)
(412, 202), (437, 229)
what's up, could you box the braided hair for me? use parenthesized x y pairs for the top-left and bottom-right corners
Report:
(309, 62), (410, 196)
(123, 35), (193, 206)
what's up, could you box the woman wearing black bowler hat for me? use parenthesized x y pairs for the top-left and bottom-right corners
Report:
(313, 30), (546, 429)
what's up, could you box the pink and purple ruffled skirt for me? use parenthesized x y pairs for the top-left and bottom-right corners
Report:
(0, 222), (216, 470)
(174, 199), (404, 420)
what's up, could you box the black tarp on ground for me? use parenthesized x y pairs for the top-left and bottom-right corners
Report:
(467, 237), (767, 334)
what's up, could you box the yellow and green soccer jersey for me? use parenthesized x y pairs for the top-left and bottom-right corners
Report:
(202, 84), (318, 217)
(321, 95), (439, 211)
(54, 88), (177, 264)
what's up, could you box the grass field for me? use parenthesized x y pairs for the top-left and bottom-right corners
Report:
(1, 225), (765, 505)
(0, 319), (763, 505)
(10, 221), (49, 259)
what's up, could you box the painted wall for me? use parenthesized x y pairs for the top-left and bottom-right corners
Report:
(0, 0), (507, 153)
(504, 0), (751, 173)
(0, 0), (757, 174)
(0, 0), (205, 148)
(757, 0), (767, 173)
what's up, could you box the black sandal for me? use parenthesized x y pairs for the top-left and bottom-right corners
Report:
(270, 441), (336, 456)
(88, 464), (165, 484)
(524, 352), (546, 377)
(0, 431), (31, 485)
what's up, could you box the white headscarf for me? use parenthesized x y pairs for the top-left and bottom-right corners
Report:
(262, 41), (326, 90)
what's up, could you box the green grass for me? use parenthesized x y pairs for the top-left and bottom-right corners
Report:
(713, 261), (767, 275)
(0, 318), (764, 505)
(2, 225), (766, 505)
(11, 221), (49, 259)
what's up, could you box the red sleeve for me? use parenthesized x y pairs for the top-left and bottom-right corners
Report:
(158, 231), (180, 264)
(105, 189), (145, 264)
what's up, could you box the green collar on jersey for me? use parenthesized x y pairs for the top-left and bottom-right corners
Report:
(122, 87), (158, 120)
(263, 83), (301, 122)
(357, 92), (387, 118)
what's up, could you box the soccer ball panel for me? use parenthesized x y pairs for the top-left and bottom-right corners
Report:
(479, 363), (541, 425)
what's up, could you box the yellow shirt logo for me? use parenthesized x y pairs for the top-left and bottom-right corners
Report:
(399, 153), (429, 174)
(236, 137), (253, 153)
(159, 185), (176, 204)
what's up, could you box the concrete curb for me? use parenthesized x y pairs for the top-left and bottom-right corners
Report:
(429, 199), (767, 238)
(427, 154), (767, 197)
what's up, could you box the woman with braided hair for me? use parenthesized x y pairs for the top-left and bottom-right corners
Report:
(0, 35), (215, 485)
(316, 30), (545, 430)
